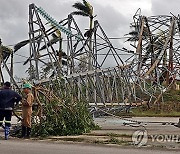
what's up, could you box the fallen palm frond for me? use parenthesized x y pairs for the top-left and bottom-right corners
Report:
(31, 79), (98, 137)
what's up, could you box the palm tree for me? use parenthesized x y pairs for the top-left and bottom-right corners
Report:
(0, 39), (13, 83)
(126, 20), (168, 84)
(72, 0), (93, 26)
(71, 0), (94, 70)
(15, 24), (68, 79)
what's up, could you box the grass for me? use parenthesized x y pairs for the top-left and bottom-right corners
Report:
(106, 137), (127, 145)
(52, 137), (85, 142)
(93, 137), (130, 145)
(107, 133), (131, 138)
(116, 108), (180, 117)
(115, 88), (180, 117)
(130, 108), (180, 117)
(115, 106), (180, 117)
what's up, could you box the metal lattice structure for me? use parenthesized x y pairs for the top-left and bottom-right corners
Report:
(28, 4), (126, 77)
(124, 9), (180, 104)
(26, 3), (137, 108)
(1, 5), (180, 110)
(23, 5), (180, 107)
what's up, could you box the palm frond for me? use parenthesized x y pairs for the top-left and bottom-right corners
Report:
(126, 37), (138, 42)
(72, 2), (89, 14)
(1, 45), (12, 61)
(82, 0), (88, 6)
(71, 11), (89, 17)
(14, 39), (30, 52)
(128, 31), (138, 36)
(39, 34), (59, 51)
(1, 45), (12, 54)
(83, 0), (93, 16)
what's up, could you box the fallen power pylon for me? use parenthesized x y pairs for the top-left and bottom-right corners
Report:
(1, 5), (180, 114)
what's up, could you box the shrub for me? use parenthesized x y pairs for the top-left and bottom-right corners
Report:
(31, 97), (98, 137)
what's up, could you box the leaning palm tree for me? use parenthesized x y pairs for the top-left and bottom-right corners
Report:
(72, 0), (93, 29)
(71, 0), (94, 70)
(0, 39), (13, 83)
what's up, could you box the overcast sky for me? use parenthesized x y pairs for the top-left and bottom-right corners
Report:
(0, 0), (180, 79)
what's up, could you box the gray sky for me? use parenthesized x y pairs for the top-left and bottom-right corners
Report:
(0, 0), (180, 79)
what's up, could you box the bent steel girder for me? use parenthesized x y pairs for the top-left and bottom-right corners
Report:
(28, 4), (128, 77)
(125, 10), (180, 105)
(27, 4), (137, 108)
(28, 4), (180, 108)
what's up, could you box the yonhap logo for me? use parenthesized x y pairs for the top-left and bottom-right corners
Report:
(132, 129), (180, 147)
(132, 129), (148, 147)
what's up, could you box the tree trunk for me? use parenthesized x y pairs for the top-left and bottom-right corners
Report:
(88, 16), (93, 71)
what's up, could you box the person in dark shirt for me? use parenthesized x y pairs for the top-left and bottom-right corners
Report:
(0, 81), (22, 140)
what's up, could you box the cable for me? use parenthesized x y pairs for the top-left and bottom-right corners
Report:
(5, 37), (132, 47)
(95, 108), (178, 127)
(14, 53), (29, 58)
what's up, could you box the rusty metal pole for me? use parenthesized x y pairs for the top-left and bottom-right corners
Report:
(166, 18), (175, 86)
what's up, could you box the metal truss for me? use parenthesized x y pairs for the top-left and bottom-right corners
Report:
(25, 5), (180, 107)
(2, 5), (180, 110)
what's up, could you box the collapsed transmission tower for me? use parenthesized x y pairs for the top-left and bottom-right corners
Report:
(124, 9), (180, 104)
(27, 3), (136, 107)
(17, 5), (180, 109)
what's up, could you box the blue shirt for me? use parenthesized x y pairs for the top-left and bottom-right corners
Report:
(0, 88), (22, 110)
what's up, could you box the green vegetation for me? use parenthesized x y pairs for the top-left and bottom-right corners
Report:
(31, 98), (99, 137)
(116, 89), (180, 117)
(130, 108), (180, 117)
(107, 133), (131, 138)
(93, 137), (129, 145)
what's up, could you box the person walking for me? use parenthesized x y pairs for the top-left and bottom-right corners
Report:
(21, 83), (34, 138)
(0, 81), (22, 140)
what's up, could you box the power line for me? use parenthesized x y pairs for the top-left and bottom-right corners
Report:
(14, 53), (29, 58)
(5, 36), (130, 47)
